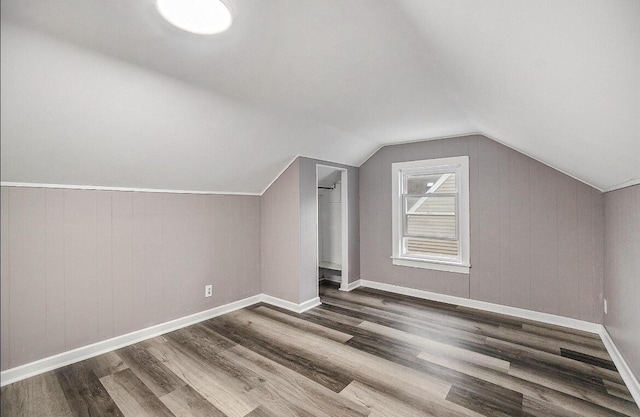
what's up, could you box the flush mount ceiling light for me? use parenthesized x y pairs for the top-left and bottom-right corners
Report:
(156, 0), (232, 35)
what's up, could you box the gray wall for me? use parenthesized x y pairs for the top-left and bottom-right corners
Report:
(604, 184), (640, 377)
(360, 135), (604, 323)
(0, 186), (260, 371)
(299, 157), (360, 302)
(260, 159), (301, 304)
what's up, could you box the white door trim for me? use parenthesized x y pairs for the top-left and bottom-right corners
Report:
(315, 164), (349, 294)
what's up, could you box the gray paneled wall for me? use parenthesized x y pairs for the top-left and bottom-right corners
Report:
(260, 156), (359, 305)
(0, 186), (260, 371)
(360, 135), (604, 323)
(260, 159), (301, 304)
(604, 184), (640, 377)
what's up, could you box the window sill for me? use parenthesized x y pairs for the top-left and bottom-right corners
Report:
(391, 257), (470, 274)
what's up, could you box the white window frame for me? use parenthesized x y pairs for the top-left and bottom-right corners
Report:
(391, 156), (470, 274)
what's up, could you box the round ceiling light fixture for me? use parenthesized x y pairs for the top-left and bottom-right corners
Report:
(156, 0), (232, 35)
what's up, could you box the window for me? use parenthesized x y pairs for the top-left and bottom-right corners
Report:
(391, 156), (470, 273)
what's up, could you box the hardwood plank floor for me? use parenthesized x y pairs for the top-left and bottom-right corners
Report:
(2, 282), (639, 417)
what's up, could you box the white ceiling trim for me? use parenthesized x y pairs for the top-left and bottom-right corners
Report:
(0, 182), (261, 196)
(259, 155), (301, 196)
(605, 179), (640, 193)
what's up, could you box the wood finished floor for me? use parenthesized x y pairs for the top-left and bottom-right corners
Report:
(2, 282), (639, 417)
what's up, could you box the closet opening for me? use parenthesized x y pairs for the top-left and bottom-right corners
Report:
(316, 164), (348, 292)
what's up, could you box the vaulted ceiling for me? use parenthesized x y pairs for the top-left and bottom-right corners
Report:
(1, 0), (639, 193)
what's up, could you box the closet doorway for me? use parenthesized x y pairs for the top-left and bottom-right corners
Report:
(316, 165), (348, 291)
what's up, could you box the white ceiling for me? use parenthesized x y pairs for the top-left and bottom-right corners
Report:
(1, 0), (639, 193)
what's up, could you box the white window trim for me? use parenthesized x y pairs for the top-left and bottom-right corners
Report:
(391, 156), (470, 274)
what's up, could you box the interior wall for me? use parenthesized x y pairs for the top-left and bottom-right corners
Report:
(260, 159), (301, 304)
(604, 184), (640, 378)
(299, 157), (360, 302)
(318, 182), (342, 266)
(0, 186), (260, 371)
(360, 134), (604, 323)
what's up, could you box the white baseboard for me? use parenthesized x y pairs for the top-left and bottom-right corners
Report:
(360, 280), (602, 334)
(0, 294), (262, 387)
(340, 279), (362, 292)
(599, 327), (640, 406)
(299, 297), (322, 313)
(1, 292), (321, 386)
(260, 294), (321, 314)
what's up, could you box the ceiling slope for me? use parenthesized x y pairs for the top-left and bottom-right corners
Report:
(1, 0), (638, 192)
(398, 0), (640, 190)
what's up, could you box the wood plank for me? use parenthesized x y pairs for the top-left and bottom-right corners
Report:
(218, 309), (452, 400)
(8, 187), (48, 367)
(55, 360), (124, 417)
(472, 137), (502, 305)
(358, 320), (511, 372)
(491, 325), (610, 360)
(45, 188), (66, 356)
(320, 295), (489, 347)
(1, 372), (73, 417)
(253, 306), (353, 343)
(521, 323), (605, 349)
(220, 345), (370, 417)
(498, 145), (512, 306)
(116, 343), (186, 397)
(529, 161), (559, 315)
(87, 351), (128, 379)
(0, 186), (9, 370)
(560, 348), (617, 371)
(100, 369), (175, 417)
(417, 351), (635, 417)
(556, 175), (580, 320)
(605, 380), (636, 403)
(164, 322), (236, 362)
(63, 190), (100, 350)
(96, 191), (115, 342)
(507, 363), (638, 415)
(202, 315), (354, 393)
(522, 395), (583, 417)
(304, 304), (364, 327)
(340, 380), (472, 417)
(340, 330), (526, 416)
(508, 149), (532, 310)
(147, 339), (259, 417)
(160, 385), (228, 417)
(325, 286), (494, 331)
(446, 381), (523, 417)
(244, 407), (279, 417)
(485, 337), (624, 385)
(111, 191), (136, 336)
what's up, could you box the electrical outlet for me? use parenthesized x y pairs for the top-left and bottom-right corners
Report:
(604, 299), (608, 314)
(205, 285), (213, 298)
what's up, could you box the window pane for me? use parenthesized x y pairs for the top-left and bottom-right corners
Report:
(406, 174), (443, 194)
(406, 173), (456, 195)
(405, 237), (459, 258)
(406, 195), (455, 214)
(433, 173), (456, 193)
(405, 215), (456, 238)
